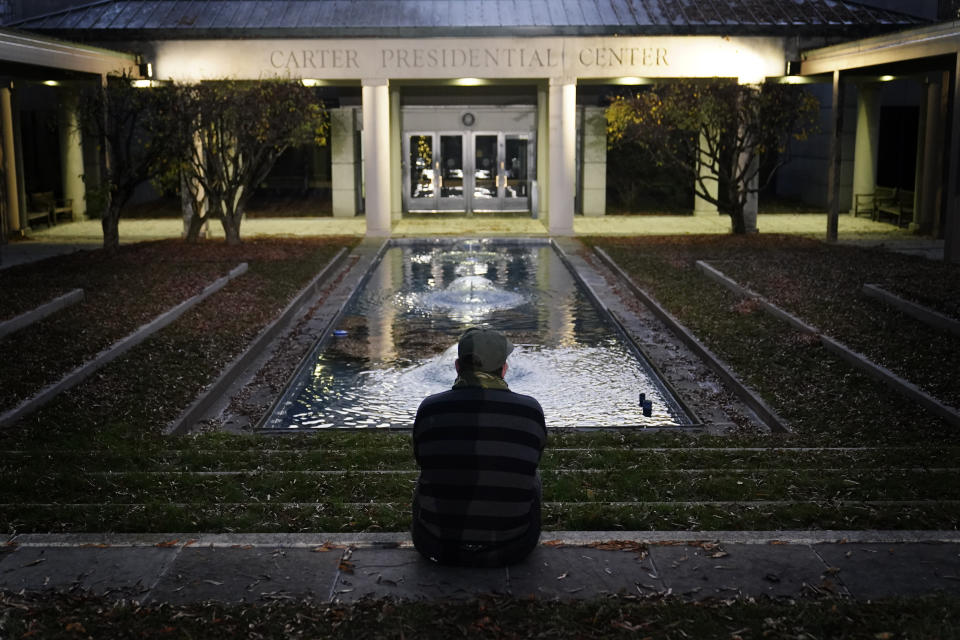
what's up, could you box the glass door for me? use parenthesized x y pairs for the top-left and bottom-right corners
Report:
(503, 134), (532, 212)
(404, 130), (532, 214)
(407, 133), (436, 210)
(471, 134), (500, 212)
(405, 133), (466, 212)
(437, 134), (465, 211)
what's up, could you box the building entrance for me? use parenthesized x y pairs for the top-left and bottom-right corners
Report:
(404, 131), (533, 214)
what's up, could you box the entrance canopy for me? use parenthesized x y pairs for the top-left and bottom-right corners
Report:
(799, 21), (960, 262)
(0, 28), (137, 78)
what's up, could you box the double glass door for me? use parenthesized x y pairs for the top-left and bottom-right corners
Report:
(405, 132), (532, 213)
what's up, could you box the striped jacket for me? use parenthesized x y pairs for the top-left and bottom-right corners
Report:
(412, 387), (547, 544)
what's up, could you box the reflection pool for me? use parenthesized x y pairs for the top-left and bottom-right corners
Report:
(263, 240), (691, 429)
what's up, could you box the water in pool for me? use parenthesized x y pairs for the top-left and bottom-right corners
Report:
(264, 240), (689, 429)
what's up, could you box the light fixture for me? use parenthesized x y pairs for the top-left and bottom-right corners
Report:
(138, 62), (153, 78)
(611, 77), (651, 85)
(132, 79), (159, 88)
(879, 75), (895, 82)
(454, 77), (486, 86)
(42, 80), (60, 87)
(301, 78), (323, 87)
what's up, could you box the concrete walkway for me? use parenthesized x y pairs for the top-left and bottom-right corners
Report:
(3, 213), (944, 266)
(2, 532), (958, 603)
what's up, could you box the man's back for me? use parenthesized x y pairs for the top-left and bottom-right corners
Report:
(412, 385), (546, 556)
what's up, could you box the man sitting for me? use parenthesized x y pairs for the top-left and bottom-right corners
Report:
(411, 327), (547, 567)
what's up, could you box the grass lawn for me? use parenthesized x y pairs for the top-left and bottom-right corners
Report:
(1, 233), (959, 535)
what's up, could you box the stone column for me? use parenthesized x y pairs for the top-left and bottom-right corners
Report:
(0, 86), (20, 234)
(581, 106), (607, 217)
(58, 89), (85, 219)
(852, 83), (880, 213)
(916, 77), (947, 234)
(389, 87), (402, 222)
(694, 130), (720, 216)
(548, 78), (576, 235)
(738, 151), (759, 232)
(330, 107), (357, 218)
(946, 53), (960, 263)
(362, 79), (391, 236)
(827, 70), (845, 243)
(536, 83), (549, 220)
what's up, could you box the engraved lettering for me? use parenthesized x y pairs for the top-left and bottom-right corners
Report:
(657, 48), (668, 66)
(270, 50), (284, 68)
(382, 49), (394, 67)
(346, 49), (358, 68)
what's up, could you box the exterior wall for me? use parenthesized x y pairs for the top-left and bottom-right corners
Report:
(581, 106), (607, 217)
(776, 82), (856, 211)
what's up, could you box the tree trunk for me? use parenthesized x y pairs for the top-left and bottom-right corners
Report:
(101, 197), (121, 251)
(728, 180), (747, 234)
(221, 213), (242, 245)
(184, 212), (207, 242)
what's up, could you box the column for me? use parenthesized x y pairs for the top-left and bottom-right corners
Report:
(1, 86), (20, 235)
(694, 130), (719, 215)
(827, 70), (845, 243)
(536, 83), (549, 219)
(581, 106), (607, 217)
(58, 89), (86, 219)
(736, 83), (760, 233)
(362, 79), (391, 236)
(916, 76), (947, 234)
(945, 53), (960, 263)
(548, 78), (576, 235)
(389, 87), (402, 222)
(330, 107), (357, 218)
(852, 83), (880, 214)
(738, 152), (759, 232)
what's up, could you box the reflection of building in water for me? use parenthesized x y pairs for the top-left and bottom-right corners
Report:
(366, 249), (399, 365)
(4, 2), (960, 261)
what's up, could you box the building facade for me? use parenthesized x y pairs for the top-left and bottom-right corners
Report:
(5, 0), (960, 260)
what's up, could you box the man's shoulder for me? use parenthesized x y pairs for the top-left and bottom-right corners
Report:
(418, 387), (544, 414)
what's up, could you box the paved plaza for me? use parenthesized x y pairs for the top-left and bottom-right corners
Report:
(3, 532), (959, 603)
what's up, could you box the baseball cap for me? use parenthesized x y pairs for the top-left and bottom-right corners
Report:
(457, 327), (514, 371)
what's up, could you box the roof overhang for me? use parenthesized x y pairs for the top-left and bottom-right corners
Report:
(801, 21), (960, 75)
(0, 28), (138, 77)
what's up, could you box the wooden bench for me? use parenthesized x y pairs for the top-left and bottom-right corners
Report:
(852, 186), (914, 227)
(26, 192), (54, 228)
(51, 198), (74, 224)
(874, 186), (914, 227)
